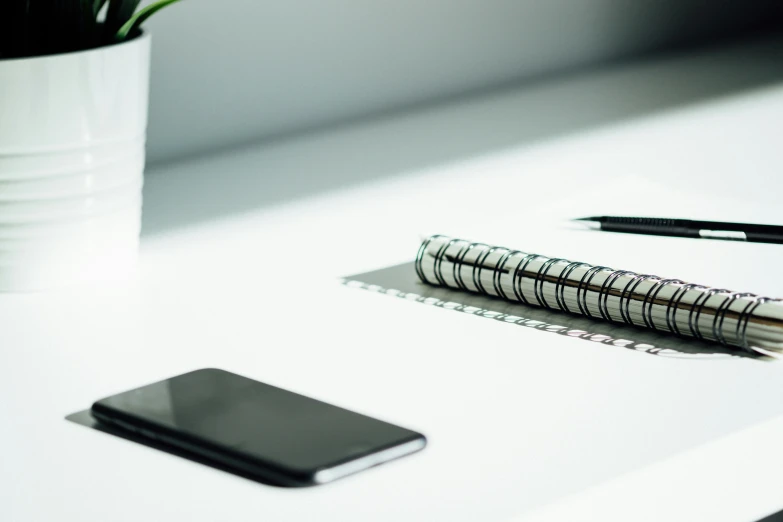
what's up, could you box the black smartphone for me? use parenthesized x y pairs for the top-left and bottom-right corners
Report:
(91, 368), (426, 487)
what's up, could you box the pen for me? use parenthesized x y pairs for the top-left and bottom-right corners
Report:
(573, 216), (783, 244)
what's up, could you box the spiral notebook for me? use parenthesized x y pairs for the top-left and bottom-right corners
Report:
(414, 234), (783, 355)
(343, 234), (783, 358)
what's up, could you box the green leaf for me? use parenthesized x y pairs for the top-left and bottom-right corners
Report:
(115, 0), (180, 41)
(93, 0), (109, 16)
(104, 0), (140, 41)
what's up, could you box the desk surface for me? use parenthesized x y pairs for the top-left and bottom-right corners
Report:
(3, 36), (783, 522)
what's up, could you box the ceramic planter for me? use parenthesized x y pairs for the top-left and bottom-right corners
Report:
(0, 33), (150, 291)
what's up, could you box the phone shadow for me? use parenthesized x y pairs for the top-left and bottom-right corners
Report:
(343, 262), (769, 360)
(64, 410), (291, 488)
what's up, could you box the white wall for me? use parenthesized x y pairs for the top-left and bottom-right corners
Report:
(142, 0), (783, 163)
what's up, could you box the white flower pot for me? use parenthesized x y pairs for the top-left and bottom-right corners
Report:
(0, 33), (150, 291)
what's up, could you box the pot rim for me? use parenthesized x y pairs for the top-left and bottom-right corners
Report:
(0, 29), (148, 64)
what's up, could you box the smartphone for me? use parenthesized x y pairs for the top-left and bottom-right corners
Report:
(91, 368), (426, 487)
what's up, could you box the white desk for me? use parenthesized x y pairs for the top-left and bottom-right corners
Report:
(3, 36), (783, 522)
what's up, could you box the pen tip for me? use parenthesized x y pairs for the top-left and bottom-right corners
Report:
(569, 217), (602, 230)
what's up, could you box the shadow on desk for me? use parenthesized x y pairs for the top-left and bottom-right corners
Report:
(345, 262), (769, 361)
(142, 35), (783, 237)
(758, 508), (783, 522)
(65, 410), (286, 488)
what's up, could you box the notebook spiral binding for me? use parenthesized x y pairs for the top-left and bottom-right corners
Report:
(415, 235), (783, 353)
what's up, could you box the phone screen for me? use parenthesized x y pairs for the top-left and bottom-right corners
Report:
(91, 368), (425, 486)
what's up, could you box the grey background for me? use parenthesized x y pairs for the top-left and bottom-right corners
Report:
(142, 0), (783, 164)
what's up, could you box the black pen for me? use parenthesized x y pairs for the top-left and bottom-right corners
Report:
(573, 216), (783, 244)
